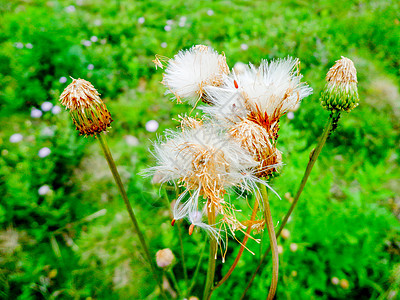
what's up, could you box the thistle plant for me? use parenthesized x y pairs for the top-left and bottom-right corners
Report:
(59, 78), (167, 299)
(148, 45), (313, 300)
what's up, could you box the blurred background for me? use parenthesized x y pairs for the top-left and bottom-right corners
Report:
(0, 0), (399, 299)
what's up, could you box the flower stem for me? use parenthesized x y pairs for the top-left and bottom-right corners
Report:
(203, 202), (217, 300)
(97, 133), (167, 300)
(176, 218), (189, 291)
(260, 183), (279, 300)
(188, 241), (206, 295)
(240, 112), (339, 299)
(168, 269), (182, 297)
(213, 195), (259, 289)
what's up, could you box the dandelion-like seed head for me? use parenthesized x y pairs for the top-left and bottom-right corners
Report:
(161, 45), (229, 105)
(59, 78), (113, 136)
(321, 56), (359, 112)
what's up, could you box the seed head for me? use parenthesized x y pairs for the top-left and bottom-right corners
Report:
(321, 57), (359, 112)
(59, 78), (113, 136)
(156, 248), (175, 268)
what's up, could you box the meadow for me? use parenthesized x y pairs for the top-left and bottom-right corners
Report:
(0, 0), (399, 299)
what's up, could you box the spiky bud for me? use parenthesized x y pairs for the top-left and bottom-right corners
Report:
(59, 78), (113, 136)
(156, 248), (175, 268)
(321, 57), (359, 112)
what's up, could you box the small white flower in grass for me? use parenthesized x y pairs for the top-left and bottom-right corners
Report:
(38, 147), (51, 158)
(240, 43), (249, 51)
(289, 243), (298, 252)
(179, 16), (187, 27)
(124, 135), (139, 146)
(87, 64), (94, 70)
(31, 108), (42, 118)
(331, 277), (340, 285)
(65, 5), (76, 13)
(15, 42), (24, 49)
(41, 127), (55, 137)
(90, 36), (98, 42)
(76, 0), (83, 5)
(166, 19), (173, 25)
(277, 245), (283, 254)
(59, 76), (67, 84)
(38, 185), (51, 196)
(145, 120), (159, 132)
(138, 17), (145, 24)
(94, 19), (102, 26)
(9, 133), (23, 143)
(82, 40), (91, 47)
(281, 228), (290, 240)
(162, 45), (229, 105)
(161, 42), (167, 48)
(41, 101), (53, 112)
(207, 9), (214, 16)
(156, 248), (175, 268)
(51, 105), (61, 114)
(25, 43), (33, 49)
(287, 111), (294, 120)
(164, 25), (171, 31)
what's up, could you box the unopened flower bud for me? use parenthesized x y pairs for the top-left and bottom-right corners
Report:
(156, 248), (175, 268)
(321, 57), (359, 112)
(340, 278), (349, 289)
(59, 78), (113, 136)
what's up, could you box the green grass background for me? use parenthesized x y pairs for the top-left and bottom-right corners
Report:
(0, 0), (399, 299)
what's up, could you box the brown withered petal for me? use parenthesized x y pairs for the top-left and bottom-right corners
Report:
(59, 78), (113, 136)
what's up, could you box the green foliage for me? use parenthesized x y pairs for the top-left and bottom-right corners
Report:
(0, 0), (399, 299)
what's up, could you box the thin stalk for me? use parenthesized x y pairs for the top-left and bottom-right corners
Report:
(164, 189), (189, 291)
(213, 196), (260, 289)
(240, 112), (339, 299)
(188, 242), (207, 295)
(97, 133), (167, 300)
(202, 202), (217, 300)
(168, 269), (182, 298)
(176, 220), (189, 290)
(260, 184), (279, 300)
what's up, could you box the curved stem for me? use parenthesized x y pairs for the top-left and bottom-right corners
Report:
(260, 184), (279, 300)
(97, 133), (167, 300)
(213, 196), (259, 289)
(203, 202), (217, 300)
(240, 112), (339, 299)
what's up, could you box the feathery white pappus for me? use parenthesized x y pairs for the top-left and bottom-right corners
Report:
(143, 123), (263, 240)
(203, 57), (313, 121)
(162, 45), (229, 105)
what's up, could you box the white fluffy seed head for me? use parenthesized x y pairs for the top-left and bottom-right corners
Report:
(162, 45), (229, 105)
(203, 57), (312, 121)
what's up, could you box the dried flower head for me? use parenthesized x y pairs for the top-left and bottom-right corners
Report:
(143, 124), (264, 240)
(161, 45), (229, 105)
(156, 248), (175, 268)
(229, 119), (282, 177)
(59, 78), (113, 135)
(321, 56), (359, 112)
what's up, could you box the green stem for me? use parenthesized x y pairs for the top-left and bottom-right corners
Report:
(188, 242), (206, 295)
(168, 269), (181, 297)
(97, 133), (167, 300)
(203, 202), (217, 300)
(240, 112), (339, 299)
(176, 217), (189, 291)
(163, 190), (189, 292)
(260, 184), (279, 300)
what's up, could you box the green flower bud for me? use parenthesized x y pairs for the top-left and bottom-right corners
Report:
(321, 57), (359, 112)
